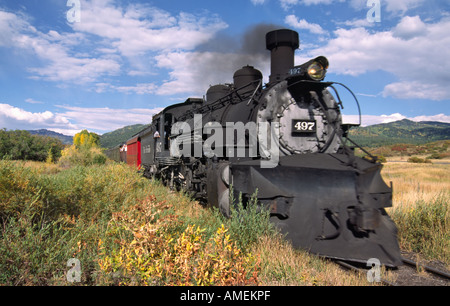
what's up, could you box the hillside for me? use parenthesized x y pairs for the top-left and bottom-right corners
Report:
(364, 140), (450, 161)
(100, 124), (149, 148)
(348, 119), (450, 147)
(27, 129), (73, 145)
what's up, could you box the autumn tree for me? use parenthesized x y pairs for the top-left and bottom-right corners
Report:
(73, 129), (100, 148)
(59, 129), (106, 167)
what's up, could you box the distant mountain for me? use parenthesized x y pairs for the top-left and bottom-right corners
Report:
(348, 119), (450, 147)
(27, 129), (73, 145)
(100, 124), (149, 149)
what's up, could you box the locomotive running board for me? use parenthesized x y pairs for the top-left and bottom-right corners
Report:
(230, 153), (402, 267)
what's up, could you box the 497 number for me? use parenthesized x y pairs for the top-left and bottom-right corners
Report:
(292, 120), (316, 134)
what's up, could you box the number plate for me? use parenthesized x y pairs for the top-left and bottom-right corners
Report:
(292, 120), (316, 134)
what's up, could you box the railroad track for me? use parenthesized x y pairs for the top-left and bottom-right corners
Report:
(335, 256), (450, 286)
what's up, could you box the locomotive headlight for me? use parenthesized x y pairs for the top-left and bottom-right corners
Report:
(307, 62), (326, 81)
(291, 56), (329, 81)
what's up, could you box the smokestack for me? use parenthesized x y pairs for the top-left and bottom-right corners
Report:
(265, 29), (300, 84)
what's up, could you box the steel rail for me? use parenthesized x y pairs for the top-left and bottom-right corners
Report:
(401, 257), (450, 280)
(335, 258), (450, 286)
(334, 260), (396, 286)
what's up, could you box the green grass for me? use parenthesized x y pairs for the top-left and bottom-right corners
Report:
(382, 162), (449, 266)
(0, 160), (151, 285)
(390, 193), (449, 264)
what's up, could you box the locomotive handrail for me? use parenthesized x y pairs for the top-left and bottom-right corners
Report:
(329, 82), (362, 127)
(246, 79), (262, 105)
(177, 80), (262, 122)
(286, 79), (377, 162)
(286, 79), (362, 127)
(342, 136), (378, 162)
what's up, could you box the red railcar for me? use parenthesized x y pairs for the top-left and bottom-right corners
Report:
(126, 136), (141, 168)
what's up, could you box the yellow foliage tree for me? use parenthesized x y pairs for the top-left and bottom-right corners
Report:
(73, 129), (100, 148)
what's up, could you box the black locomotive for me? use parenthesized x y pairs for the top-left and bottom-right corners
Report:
(107, 29), (402, 267)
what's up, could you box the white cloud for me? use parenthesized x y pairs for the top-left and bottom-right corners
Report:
(280, 0), (300, 10)
(410, 114), (450, 123)
(343, 113), (450, 126)
(25, 98), (44, 104)
(0, 1), (227, 88)
(280, 0), (344, 10)
(250, 0), (266, 4)
(392, 15), (428, 39)
(337, 18), (375, 28)
(0, 103), (163, 136)
(0, 103), (78, 134)
(0, 11), (29, 46)
(301, 0), (335, 5)
(285, 15), (327, 35)
(55, 105), (163, 134)
(28, 56), (121, 84)
(379, 113), (408, 124)
(278, 0), (428, 15)
(384, 0), (425, 13)
(0, 9), (120, 84)
(343, 114), (401, 126)
(114, 83), (158, 95)
(306, 16), (450, 100)
(382, 81), (450, 101)
(0, 104), (57, 123)
(92, 82), (158, 95)
(71, 0), (228, 57)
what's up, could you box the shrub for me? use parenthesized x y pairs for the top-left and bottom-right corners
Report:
(407, 156), (431, 163)
(391, 144), (408, 152)
(58, 145), (107, 168)
(93, 153), (107, 165)
(97, 195), (260, 286)
(426, 152), (444, 160)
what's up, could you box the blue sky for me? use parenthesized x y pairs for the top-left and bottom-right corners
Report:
(0, 0), (449, 135)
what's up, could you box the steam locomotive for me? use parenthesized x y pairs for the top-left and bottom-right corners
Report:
(106, 29), (402, 267)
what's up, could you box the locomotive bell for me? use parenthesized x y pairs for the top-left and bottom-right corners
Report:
(266, 29), (300, 84)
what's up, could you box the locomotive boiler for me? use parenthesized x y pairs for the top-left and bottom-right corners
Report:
(112, 29), (402, 267)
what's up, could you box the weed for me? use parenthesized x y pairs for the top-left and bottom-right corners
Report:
(221, 188), (277, 252)
(383, 162), (449, 265)
(390, 194), (449, 263)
